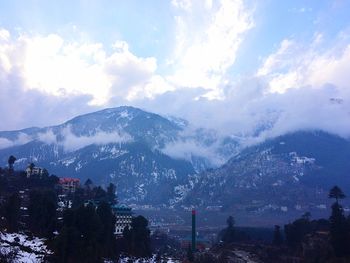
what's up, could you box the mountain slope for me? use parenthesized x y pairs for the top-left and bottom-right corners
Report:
(1, 107), (349, 212)
(183, 131), (350, 216)
(0, 106), (237, 204)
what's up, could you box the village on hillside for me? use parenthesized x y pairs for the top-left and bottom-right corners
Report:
(1, 155), (350, 262)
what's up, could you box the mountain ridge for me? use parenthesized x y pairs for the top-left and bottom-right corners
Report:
(0, 106), (236, 204)
(0, 106), (349, 219)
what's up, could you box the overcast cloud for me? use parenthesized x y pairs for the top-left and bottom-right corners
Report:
(0, 0), (349, 146)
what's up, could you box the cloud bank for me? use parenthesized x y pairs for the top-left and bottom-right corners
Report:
(59, 127), (133, 152)
(0, 133), (32, 150)
(0, 128), (133, 152)
(0, 0), (350, 150)
(162, 138), (227, 167)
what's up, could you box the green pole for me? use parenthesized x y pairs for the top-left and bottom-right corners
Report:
(192, 209), (196, 252)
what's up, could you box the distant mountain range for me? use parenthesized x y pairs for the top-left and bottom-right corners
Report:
(0, 106), (349, 218)
(0, 106), (237, 204)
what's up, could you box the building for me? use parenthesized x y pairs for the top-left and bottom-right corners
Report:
(25, 166), (46, 178)
(58, 177), (80, 193)
(112, 204), (133, 236)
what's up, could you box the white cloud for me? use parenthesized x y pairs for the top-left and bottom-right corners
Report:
(60, 126), (133, 152)
(168, 0), (254, 96)
(0, 126), (133, 152)
(171, 0), (192, 11)
(0, 28), (175, 130)
(137, 72), (350, 144)
(37, 130), (57, 145)
(257, 39), (295, 77)
(257, 34), (350, 94)
(0, 137), (14, 150)
(0, 133), (32, 150)
(0, 29), (167, 108)
(106, 41), (173, 100)
(0, 29), (10, 41)
(162, 139), (226, 166)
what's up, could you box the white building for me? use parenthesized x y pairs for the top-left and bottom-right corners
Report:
(112, 204), (133, 236)
(25, 166), (46, 178)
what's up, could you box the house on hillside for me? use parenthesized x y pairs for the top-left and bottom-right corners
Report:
(25, 165), (47, 178)
(58, 177), (80, 193)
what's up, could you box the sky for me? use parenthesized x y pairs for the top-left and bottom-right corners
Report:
(0, 0), (350, 141)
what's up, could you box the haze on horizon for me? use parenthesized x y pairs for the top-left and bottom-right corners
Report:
(0, 0), (350, 140)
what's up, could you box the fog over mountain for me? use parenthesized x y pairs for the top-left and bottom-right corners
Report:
(0, 106), (349, 220)
(0, 1), (350, 144)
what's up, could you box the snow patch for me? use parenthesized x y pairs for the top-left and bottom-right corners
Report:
(0, 232), (52, 263)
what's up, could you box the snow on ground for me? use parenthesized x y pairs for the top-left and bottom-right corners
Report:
(232, 249), (260, 263)
(0, 232), (52, 263)
(118, 255), (180, 263)
(1, 232), (181, 263)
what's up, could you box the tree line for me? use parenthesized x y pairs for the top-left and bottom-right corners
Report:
(0, 159), (152, 262)
(273, 185), (350, 260)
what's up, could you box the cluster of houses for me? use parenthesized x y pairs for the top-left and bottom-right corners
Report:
(3, 162), (213, 252)
(18, 163), (133, 238)
(57, 177), (133, 237)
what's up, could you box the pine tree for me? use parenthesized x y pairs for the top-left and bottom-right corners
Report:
(7, 155), (16, 173)
(84, 178), (93, 189)
(284, 217), (312, 249)
(272, 225), (283, 246)
(327, 186), (349, 257)
(106, 183), (117, 205)
(125, 215), (152, 258)
(329, 186), (346, 204)
(54, 204), (105, 262)
(220, 216), (236, 244)
(329, 201), (348, 256)
(28, 190), (57, 237)
(93, 186), (107, 203)
(96, 202), (117, 258)
(3, 193), (21, 232)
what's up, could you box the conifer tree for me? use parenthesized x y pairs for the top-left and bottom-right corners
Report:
(273, 225), (283, 246)
(28, 190), (57, 237)
(3, 193), (21, 232)
(7, 155), (16, 173)
(329, 186), (348, 257)
(124, 215), (152, 258)
(221, 216), (236, 244)
(329, 186), (346, 204)
(96, 201), (117, 258)
(106, 183), (117, 205)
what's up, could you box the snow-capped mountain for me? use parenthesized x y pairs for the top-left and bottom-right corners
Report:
(0, 106), (237, 204)
(182, 131), (350, 216)
(1, 107), (349, 214)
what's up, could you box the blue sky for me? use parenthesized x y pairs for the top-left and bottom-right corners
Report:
(2, 0), (348, 73)
(0, 0), (350, 140)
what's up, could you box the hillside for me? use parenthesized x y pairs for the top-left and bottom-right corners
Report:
(0, 106), (236, 205)
(182, 131), (350, 219)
